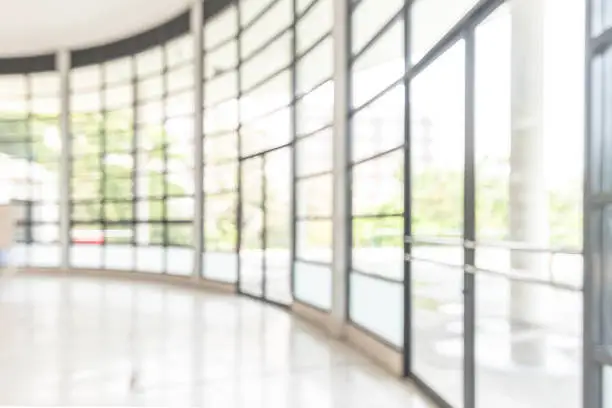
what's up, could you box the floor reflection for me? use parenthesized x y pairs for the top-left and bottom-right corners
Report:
(0, 273), (431, 407)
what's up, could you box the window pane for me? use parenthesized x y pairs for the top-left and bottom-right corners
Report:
(296, 0), (332, 54)
(352, 150), (403, 216)
(204, 102), (239, 134)
(410, 41), (465, 408)
(166, 35), (193, 67)
(297, 37), (333, 96)
(168, 224), (192, 246)
(351, 86), (404, 162)
(296, 128), (332, 176)
(351, 0), (404, 54)
(204, 162), (238, 193)
(241, 107), (291, 156)
(72, 203), (101, 222)
(297, 175), (333, 217)
(411, 0), (479, 63)
(296, 220), (332, 263)
(351, 19), (404, 109)
(204, 41), (238, 79)
(411, 42), (464, 238)
(167, 197), (194, 220)
(205, 194), (237, 252)
(352, 217), (403, 279)
(295, 82), (333, 135)
(104, 202), (133, 222)
(241, 71), (291, 121)
(241, 33), (291, 91)
(204, 6), (238, 50)
(241, 0), (292, 58)
(136, 47), (163, 76)
(295, 261), (332, 310)
(205, 72), (238, 107)
(204, 132), (238, 164)
(105, 57), (132, 84)
(349, 273), (403, 346)
(474, 4), (583, 408)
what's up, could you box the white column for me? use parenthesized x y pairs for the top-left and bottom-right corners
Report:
(57, 50), (71, 271)
(192, 0), (204, 281)
(331, 0), (349, 333)
(510, 0), (549, 363)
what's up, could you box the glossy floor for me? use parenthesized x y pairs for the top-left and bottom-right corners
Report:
(0, 273), (433, 407)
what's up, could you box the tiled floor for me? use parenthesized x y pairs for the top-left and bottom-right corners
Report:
(0, 273), (433, 407)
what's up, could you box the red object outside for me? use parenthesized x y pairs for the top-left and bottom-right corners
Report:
(72, 238), (105, 244)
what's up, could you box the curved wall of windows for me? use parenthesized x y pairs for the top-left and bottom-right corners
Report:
(0, 1), (595, 408)
(52, 0), (334, 309)
(412, 2), (583, 407)
(69, 33), (195, 275)
(198, 0), (333, 307)
(294, 0), (333, 310)
(202, 3), (239, 284)
(346, 0), (585, 407)
(0, 69), (61, 268)
(348, 0), (405, 348)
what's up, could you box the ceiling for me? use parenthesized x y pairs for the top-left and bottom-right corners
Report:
(0, 0), (194, 57)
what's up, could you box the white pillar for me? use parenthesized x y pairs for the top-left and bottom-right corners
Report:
(331, 0), (349, 333)
(510, 0), (549, 363)
(191, 0), (204, 281)
(57, 50), (71, 271)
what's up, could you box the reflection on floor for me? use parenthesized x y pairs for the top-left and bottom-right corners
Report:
(0, 273), (432, 407)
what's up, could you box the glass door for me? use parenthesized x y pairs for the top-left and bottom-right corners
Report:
(239, 148), (292, 306)
(239, 156), (264, 297)
(263, 148), (292, 305)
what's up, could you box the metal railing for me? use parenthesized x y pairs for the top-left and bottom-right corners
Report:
(403, 235), (583, 292)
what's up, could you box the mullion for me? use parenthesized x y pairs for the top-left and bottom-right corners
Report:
(203, 93), (239, 112)
(100, 64), (107, 266)
(350, 269), (403, 285)
(202, 13), (209, 270)
(295, 169), (333, 181)
(261, 154), (267, 299)
(203, 7), (210, 268)
(239, 0), (283, 34)
(294, 74), (332, 102)
(296, 215), (331, 222)
(25, 75), (33, 259)
(236, 2), (244, 290)
(349, 7), (404, 64)
(346, 0), (354, 334)
(241, 24), (292, 65)
(290, 0), (298, 300)
(295, 257), (331, 268)
(132, 56), (138, 248)
(240, 63), (290, 96)
(162, 43), (169, 271)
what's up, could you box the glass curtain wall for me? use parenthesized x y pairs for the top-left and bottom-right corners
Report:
(199, 0), (335, 308)
(0, 71), (61, 268)
(348, 0), (405, 348)
(348, 0), (585, 407)
(70, 63), (104, 269)
(70, 33), (195, 274)
(202, 3), (240, 283)
(471, 2), (583, 407)
(162, 34), (195, 276)
(238, 0), (293, 304)
(294, 0), (333, 310)
(0, 1), (589, 407)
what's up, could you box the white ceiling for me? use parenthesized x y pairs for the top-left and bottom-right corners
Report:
(0, 0), (194, 57)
